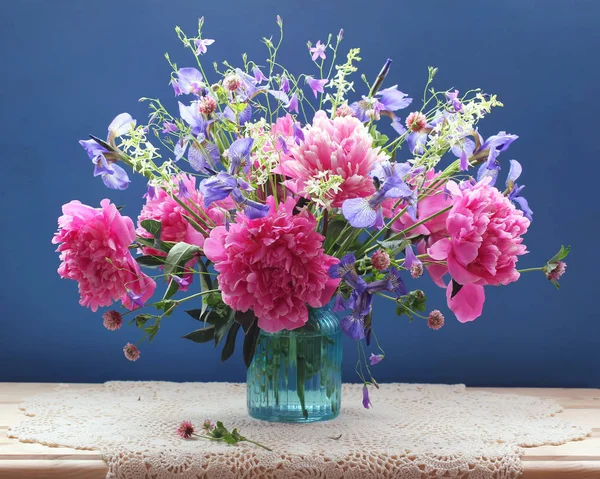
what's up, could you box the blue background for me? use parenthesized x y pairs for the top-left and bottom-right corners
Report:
(1, 0), (598, 387)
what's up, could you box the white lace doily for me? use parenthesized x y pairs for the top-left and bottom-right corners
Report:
(9, 382), (590, 478)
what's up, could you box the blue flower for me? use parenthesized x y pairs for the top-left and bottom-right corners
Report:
(505, 160), (533, 221)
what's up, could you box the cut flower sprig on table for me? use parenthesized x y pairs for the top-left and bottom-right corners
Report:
(52, 16), (569, 407)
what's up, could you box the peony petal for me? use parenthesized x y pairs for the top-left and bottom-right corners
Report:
(446, 282), (485, 323)
(446, 253), (480, 284)
(427, 238), (452, 260)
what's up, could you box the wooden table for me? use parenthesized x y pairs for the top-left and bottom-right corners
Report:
(0, 383), (598, 478)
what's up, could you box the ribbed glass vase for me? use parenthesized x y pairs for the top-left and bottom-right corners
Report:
(246, 306), (342, 423)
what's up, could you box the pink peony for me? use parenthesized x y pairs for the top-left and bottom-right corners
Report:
(52, 199), (156, 312)
(274, 110), (387, 207)
(204, 197), (340, 333)
(427, 180), (530, 322)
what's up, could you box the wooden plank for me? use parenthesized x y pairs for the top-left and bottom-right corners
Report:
(523, 438), (600, 461)
(0, 436), (102, 460)
(0, 460), (107, 478)
(559, 409), (600, 428)
(522, 461), (600, 478)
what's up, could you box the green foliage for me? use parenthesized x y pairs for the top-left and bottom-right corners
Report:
(140, 219), (162, 248)
(182, 325), (215, 343)
(396, 290), (427, 322)
(135, 255), (165, 268)
(243, 322), (260, 368)
(132, 313), (154, 328)
(164, 242), (201, 276)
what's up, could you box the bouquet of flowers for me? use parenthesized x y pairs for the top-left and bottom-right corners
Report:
(52, 17), (568, 408)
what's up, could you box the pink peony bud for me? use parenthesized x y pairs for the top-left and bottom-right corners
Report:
(427, 310), (445, 330)
(102, 310), (123, 331)
(371, 250), (391, 271)
(123, 343), (140, 362)
(405, 111), (427, 133)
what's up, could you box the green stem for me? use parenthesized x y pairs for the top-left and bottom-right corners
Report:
(518, 267), (543, 273)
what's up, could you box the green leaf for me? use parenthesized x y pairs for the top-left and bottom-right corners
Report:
(243, 322), (260, 368)
(182, 325), (215, 343)
(140, 219), (162, 246)
(155, 299), (177, 315)
(378, 239), (411, 256)
(164, 242), (201, 276)
(296, 351), (309, 420)
(135, 255), (166, 268)
(185, 309), (205, 321)
(214, 309), (235, 347)
(197, 260), (212, 317)
(323, 219), (346, 251)
(136, 236), (174, 253)
(234, 310), (256, 334)
(548, 245), (571, 265)
(163, 278), (180, 300)
(133, 313), (153, 328)
(145, 324), (160, 342)
(221, 322), (241, 363)
(182, 213), (208, 234)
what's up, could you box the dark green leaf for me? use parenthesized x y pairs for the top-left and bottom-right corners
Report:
(140, 219), (162, 246)
(145, 324), (160, 342)
(378, 239), (411, 256)
(214, 310), (235, 347)
(133, 313), (153, 328)
(296, 351), (309, 420)
(450, 280), (463, 299)
(197, 260), (212, 317)
(185, 309), (204, 320)
(221, 322), (241, 363)
(182, 213), (208, 234)
(323, 219), (346, 250)
(164, 278), (180, 300)
(136, 236), (174, 253)
(234, 310), (256, 333)
(155, 300), (177, 315)
(135, 255), (166, 268)
(164, 242), (201, 276)
(182, 325), (215, 343)
(243, 322), (260, 368)
(548, 245), (571, 265)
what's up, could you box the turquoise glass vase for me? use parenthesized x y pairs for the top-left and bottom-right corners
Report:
(246, 306), (342, 423)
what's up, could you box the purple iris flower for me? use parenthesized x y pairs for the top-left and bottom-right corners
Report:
(369, 353), (384, 365)
(446, 89), (463, 112)
(179, 101), (210, 138)
(174, 68), (204, 96)
(480, 131), (519, 169)
(173, 138), (188, 162)
(227, 137), (254, 175)
(362, 385), (372, 409)
(223, 104), (252, 126)
(253, 66), (267, 84)
(188, 141), (220, 173)
(388, 267), (407, 297)
(280, 75), (290, 93)
(268, 89), (290, 105)
(79, 113), (135, 190)
(391, 116), (407, 136)
(377, 85), (413, 111)
(340, 276), (391, 340)
(342, 161), (415, 228)
(195, 38), (215, 55)
(234, 68), (267, 101)
(306, 76), (328, 98)
(288, 93), (299, 113)
(451, 137), (476, 171)
(328, 253), (357, 281)
(351, 96), (385, 121)
(505, 159), (533, 221)
(332, 293), (346, 312)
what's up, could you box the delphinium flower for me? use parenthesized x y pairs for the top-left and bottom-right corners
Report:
(79, 113), (136, 190)
(123, 343), (141, 362)
(276, 111), (388, 208)
(102, 311), (123, 331)
(426, 179), (530, 322)
(204, 197), (340, 332)
(427, 310), (445, 330)
(52, 199), (156, 312)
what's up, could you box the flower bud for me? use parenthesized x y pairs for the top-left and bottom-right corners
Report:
(427, 310), (445, 330)
(102, 310), (123, 331)
(123, 343), (140, 361)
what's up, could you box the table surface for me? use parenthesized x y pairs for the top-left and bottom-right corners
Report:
(0, 383), (598, 478)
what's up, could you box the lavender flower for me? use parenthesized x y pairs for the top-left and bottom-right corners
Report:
(162, 121), (178, 133)
(309, 40), (327, 61)
(253, 66), (267, 84)
(362, 385), (372, 409)
(446, 89), (463, 112)
(172, 275), (190, 287)
(280, 75), (290, 93)
(306, 77), (328, 98)
(288, 93), (299, 113)
(404, 245), (423, 278)
(369, 353), (384, 365)
(195, 38), (215, 55)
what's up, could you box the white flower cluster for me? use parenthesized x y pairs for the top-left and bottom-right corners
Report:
(245, 119), (280, 185)
(304, 170), (344, 208)
(324, 48), (361, 111)
(118, 126), (164, 178)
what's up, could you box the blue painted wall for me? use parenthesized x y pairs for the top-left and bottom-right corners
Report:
(1, 0), (598, 387)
